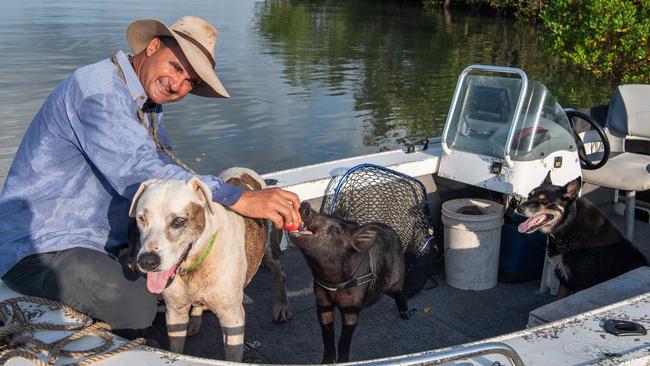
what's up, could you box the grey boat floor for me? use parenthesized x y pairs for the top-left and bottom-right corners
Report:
(145, 192), (650, 364)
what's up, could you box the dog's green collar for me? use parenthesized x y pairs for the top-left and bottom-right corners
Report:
(179, 232), (217, 276)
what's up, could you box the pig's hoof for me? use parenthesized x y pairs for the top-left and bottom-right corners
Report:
(187, 316), (202, 336)
(272, 302), (293, 322)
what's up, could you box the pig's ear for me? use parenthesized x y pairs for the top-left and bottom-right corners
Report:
(331, 207), (348, 219)
(352, 226), (380, 252)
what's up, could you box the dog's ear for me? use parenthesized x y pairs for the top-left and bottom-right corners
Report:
(351, 225), (380, 252)
(542, 170), (553, 185)
(563, 176), (582, 200)
(189, 177), (214, 215)
(129, 179), (157, 218)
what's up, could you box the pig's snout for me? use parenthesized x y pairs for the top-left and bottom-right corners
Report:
(299, 202), (314, 221)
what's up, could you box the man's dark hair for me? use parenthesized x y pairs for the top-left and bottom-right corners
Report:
(158, 36), (178, 49)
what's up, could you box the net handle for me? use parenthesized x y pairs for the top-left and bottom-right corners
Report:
(406, 235), (437, 273)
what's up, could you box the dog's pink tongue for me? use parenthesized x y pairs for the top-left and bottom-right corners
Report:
(146, 268), (175, 294)
(518, 215), (545, 233)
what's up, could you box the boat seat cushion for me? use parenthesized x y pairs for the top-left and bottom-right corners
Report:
(607, 84), (650, 138)
(583, 152), (650, 191)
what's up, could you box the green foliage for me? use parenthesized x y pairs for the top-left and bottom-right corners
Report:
(423, 0), (543, 18)
(464, 0), (542, 17)
(540, 0), (650, 84)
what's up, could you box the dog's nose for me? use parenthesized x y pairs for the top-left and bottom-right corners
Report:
(138, 252), (161, 272)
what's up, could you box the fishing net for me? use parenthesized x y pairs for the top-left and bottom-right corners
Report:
(321, 163), (438, 298)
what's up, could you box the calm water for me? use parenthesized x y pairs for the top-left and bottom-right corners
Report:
(0, 0), (612, 186)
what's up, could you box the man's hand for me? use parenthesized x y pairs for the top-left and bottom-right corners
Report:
(229, 188), (302, 229)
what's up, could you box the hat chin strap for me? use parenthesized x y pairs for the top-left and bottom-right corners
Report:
(129, 53), (144, 79)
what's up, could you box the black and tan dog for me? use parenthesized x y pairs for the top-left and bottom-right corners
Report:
(517, 172), (648, 298)
(288, 202), (408, 363)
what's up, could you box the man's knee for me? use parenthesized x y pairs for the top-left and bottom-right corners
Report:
(108, 283), (158, 330)
(46, 247), (156, 329)
(46, 248), (125, 299)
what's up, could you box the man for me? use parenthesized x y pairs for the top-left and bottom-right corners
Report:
(0, 16), (301, 339)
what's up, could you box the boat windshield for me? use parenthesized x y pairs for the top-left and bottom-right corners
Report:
(510, 81), (576, 161)
(444, 73), (576, 161)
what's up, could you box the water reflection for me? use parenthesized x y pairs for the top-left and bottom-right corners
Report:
(255, 1), (611, 150)
(0, 0), (611, 186)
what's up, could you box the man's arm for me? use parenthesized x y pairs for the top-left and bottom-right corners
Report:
(152, 102), (302, 227)
(71, 93), (300, 226)
(70, 93), (243, 204)
(153, 110), (244, 206)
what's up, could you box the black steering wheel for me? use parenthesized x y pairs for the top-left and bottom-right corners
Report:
(564, 109), (610, 170)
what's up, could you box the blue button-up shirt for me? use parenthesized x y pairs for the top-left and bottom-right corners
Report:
(0, 50), (244, 277)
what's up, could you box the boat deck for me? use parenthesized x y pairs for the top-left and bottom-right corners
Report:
(145, 183), (650, 364)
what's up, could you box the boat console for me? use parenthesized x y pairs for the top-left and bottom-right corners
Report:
(438, 65), (581, 198)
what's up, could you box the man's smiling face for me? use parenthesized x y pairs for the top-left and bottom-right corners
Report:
(138, 37), (201, 105)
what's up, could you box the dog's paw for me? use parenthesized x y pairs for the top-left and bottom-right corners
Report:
(272, 302), (293, 322)
(187, 315), (202, 336)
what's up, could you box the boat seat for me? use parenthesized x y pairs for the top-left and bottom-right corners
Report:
(584, 152), (650, 192)
(582, 84), (650, 240)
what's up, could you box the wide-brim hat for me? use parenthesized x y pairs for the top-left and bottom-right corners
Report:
(127, 16), (230, 98)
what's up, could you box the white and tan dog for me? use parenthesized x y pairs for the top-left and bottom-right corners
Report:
(129, 167), (292, 361)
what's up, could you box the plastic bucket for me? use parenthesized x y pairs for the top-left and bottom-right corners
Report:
(441, 198), (504, 290)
